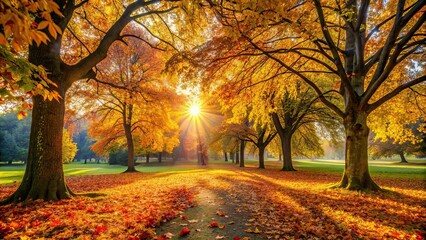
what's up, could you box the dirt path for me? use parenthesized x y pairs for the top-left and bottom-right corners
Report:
(156, 185), (264, 240)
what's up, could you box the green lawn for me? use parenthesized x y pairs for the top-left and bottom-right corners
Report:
(0, 158), (425, 185)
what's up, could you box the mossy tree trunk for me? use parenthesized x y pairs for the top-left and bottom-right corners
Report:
(334, 111), (380, 191)
(2, 95), (74, 204)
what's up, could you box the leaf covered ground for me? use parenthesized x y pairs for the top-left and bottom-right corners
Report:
(0, 165), (425, 239)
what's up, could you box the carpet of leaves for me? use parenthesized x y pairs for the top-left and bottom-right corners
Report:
(0, 173), (194, 239)
(207, 168), (426, 240)
(0, 166), (425, 240)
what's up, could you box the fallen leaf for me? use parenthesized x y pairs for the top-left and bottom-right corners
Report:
(179, 227), (191, 237)
(164, 232), (174, 239)
(188, 219), (199, 223)
(210, 221), (219, 228)
(216, 236), (226, 239)
(217, 211), (226, 216)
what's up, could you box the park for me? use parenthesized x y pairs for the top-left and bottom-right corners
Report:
(0, 0), (425, 239)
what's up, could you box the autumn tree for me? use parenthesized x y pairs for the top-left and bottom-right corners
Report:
(86, 34), (180, 172)
(208, 0), (425, 190)
(370, 121), (426, 162)
(222, 122), (276, 169)
(270, 83), (339, 171)
(1, 0), (189, 204)
(62, 128), (77, 163)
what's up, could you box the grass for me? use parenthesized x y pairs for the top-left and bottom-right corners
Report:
(0, 158), (425, 185)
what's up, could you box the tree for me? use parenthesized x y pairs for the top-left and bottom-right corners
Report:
(370, 121), (426, 162)
(87, 33), (180, 172)
(271, 85), (339, 171)
(223, 122), (276, 169)
(208, 0), (425, 190)
(1, 0), (185, 204)
(62, 128), (77, 163)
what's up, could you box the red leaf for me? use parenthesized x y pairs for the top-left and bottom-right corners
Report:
(86, 206), (95, 213)
(94, 225), (107, 235)
(181, 215), (188, 220)
(49, 219), (61, 227)
(179, 227), (191, 237)
(233, 237), (241, 240)
(31, 221), (41, 227)
(210, 221), (219, 228)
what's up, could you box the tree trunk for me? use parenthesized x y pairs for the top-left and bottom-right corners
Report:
(146, 153), (150, 164)
(282, 133), (296, 171)
(1, 95), (74, 204)
(258, 146), (265, 169)
(239, 140), (245, 168)
(224, 151), (228, 162)
(271, 112), (295, 171)
(278, 153), (282, 162)
(334, 111), (380, 191)
(398, 151), (408, 163)
(123, 124), (137, 173)
(158, 152), (162, 163)
(235, 149), (239, 164)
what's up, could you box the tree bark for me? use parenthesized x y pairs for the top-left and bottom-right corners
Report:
(398, 151), (408, 163)
(224, 151), (228, 162)
(235, 149), (239, 164)
(334, 111), (380, 191)
(272, 113), (296, 171)
(1, 95), (74, 204)
(123, 123), (137, 173)
(282, 134), (295, 171)
(239, 140), (245, 168)
(258, 146), (265, 169)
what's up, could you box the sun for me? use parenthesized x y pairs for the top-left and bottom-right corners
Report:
(189, 103), (201, 117)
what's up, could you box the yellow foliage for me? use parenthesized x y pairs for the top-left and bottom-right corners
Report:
(63, 129), (78, 163)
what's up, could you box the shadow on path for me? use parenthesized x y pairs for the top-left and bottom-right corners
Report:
(156, 179), (265, 239)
